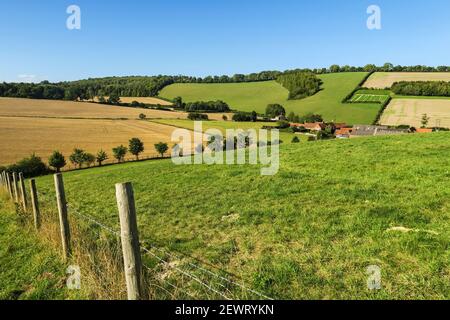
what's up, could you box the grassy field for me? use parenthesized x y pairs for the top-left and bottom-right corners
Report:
(160, 73), (381, 124)
(0, 117), (182, 166)
(28, 132), (450, 299)
(0, 193), (71, 300)
(380, 98), (450, 128)
(364, 72), (450, 89)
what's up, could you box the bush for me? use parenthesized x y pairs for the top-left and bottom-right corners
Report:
(138, 113), (147, 120)
(188, 112), (209, 121)
(8, 154), (50, 178)
(291, 136), (300, 143)
(232, 112), (254, 122)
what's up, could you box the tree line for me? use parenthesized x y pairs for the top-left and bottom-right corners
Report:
(1, 138), (171, 178)
(391, 81), (450, 97)
(2, 63), (449, 101)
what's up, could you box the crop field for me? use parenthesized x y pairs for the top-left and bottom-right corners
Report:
(364, 72), (450, 89)
(0, 117), (182, 166)
(116, 97), (173, 106)
(0, 97), (185, 120)
(29, 132), (450, 299)
(160, 73), (381, 124)
(350, 94), (390, 104)
(380, 98), (450, 128)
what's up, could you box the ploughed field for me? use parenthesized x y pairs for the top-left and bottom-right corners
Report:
(31, 132), (450, 299)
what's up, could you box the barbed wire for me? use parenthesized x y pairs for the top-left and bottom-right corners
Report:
(144, 243), (273, 300)
(67, 203), (120, 237)
(141, 246), (230, 300)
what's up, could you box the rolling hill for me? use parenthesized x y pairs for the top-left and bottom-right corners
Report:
(29, 132), (450, 299)
(160, 72), (381, 124)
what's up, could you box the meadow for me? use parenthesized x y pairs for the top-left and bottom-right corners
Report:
(350, 94), (390, 104)
(364, 72), (450, 89)
(380, 98), (450, 128)
(28, 132), (450, 299)
(160, 73), (381, 124)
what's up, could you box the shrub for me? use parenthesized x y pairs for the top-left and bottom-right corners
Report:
(138, 113), (147, 120)
(232, 112), (254, 122)
(8, 154), (50, 178)
(291, 136), (300, 143)
(48, 151), (66, 172)
(187, 112), (209, 121)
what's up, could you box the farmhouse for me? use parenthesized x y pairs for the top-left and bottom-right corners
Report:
(291, 122), (326, 131)
(335, 127), (353, 138)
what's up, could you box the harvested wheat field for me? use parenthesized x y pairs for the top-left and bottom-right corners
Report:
(118, 97), (173, 106)
(0, 116), (184, 166)
(364, 72), (450, 89)
(0, 98), (230, 121)
(380, 98), (450, 128)
(0, 97), (186, 119)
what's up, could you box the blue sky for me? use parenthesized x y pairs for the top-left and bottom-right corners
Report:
(1, 0), (449, 82)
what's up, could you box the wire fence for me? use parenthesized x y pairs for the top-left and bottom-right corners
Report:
(0, 171), (273, 300)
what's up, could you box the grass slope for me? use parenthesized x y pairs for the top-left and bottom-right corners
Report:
(31, 133), (450, 299)
(160, 73), (381, 124)
(0, 194), (70, 300)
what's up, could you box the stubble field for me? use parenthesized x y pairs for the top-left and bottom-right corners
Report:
(364, 72), (450, 89)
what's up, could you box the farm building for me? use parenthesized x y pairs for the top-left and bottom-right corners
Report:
(353, 125), (408, 136)
(416, 128), (433, 133)
(291, 122), (326, 131)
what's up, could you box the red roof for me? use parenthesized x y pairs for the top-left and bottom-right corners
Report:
(416, 128), (433, 133)
(291, 122), (326, 130)
(336, 128), (353, 135)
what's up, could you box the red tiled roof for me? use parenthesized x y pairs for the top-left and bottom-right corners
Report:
(416, 128), (433, 133)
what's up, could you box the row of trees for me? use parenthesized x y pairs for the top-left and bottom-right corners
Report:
(184, 100), (231, 112)
(3, 64), (449, 102)
(47, 140), (169, 173)
(391, 81), (450, 97)
(276, 72), (322, 100)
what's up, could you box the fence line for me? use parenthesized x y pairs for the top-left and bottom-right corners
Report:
(0, 170), (273, 301)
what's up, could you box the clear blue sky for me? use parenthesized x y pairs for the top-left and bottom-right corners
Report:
(1, 0), (449, 82)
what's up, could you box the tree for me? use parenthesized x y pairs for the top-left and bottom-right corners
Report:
(129, 138), (144, 160)
(329, 64), (341, 73)
(173, 96), (184, 109)
(250, 111), (258, 122)
(139, 113), (147, 120)
(265, 104), (286, 118)
(96, 150), (108, 166)
(222, 115), (228, 121)
(421, 114), (430, 128)
(112, 145), (127, 163)
(108, 93), (120, 105)
(48, 151), (66, 172)
(154, 142), (169, 158)
(83, 153), (95, 167)
(69, 148), (86, 169)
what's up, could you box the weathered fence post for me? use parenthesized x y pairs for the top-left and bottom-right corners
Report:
(12, 172), (19, 203)
(6, 173), (13, 199)
(19, 173), (27, 211)
(29, 179), (41, 230)
(115, 182), (143, 300)
(54, 173), (71, 259)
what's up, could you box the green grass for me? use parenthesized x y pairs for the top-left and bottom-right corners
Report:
(350, 94), (390, 104)
(0, 195), (70, 300)
(30, 132), (450, 299)
(159, 73), (381, 124)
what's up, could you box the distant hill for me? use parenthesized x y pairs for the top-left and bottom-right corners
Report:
(160, 72), (381, 124)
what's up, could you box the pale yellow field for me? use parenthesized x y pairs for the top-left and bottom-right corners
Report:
(364, 72), (450, 88)
(0, 116), (186, 166)
(0, 97), (185, 119)
(118, 97), (173, 106)
(380, 99), (450, 128)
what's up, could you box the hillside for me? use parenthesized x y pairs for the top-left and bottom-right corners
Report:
(31, 132), (450, 299)
(160, 72), (381, 124)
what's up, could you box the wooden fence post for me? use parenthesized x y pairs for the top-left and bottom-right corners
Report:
(12, 172), (19, 203)
(29, 179), (41, 230)
(19, 173), (27, 211)
(115, 182), (143, 300)
(6, 173), (13, 199)
(54, 173), (71, 259)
